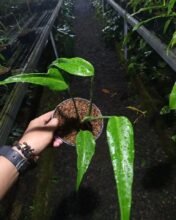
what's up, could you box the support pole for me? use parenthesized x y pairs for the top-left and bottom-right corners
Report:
(50, 31), (59, 58)
(0, 0), (64, 145)
(106, 0), (176, 72)
(124, 15), (128, 60)
(101, 0), (105, 14)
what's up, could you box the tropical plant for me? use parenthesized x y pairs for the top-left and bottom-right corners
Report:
(92, 0), (102, 10)
(166, 83), (176, 143)
(0, 57), (134, 220)
(54, 0), (75, 56)
(102, 9), (123, 43)
(129, 0), (176, 49)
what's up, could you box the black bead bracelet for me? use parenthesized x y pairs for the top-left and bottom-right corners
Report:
(13, 141), (37, 164)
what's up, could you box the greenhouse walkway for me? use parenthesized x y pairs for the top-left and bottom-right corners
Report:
(50, 0), (176, 220)
(1, 0), (176, 219)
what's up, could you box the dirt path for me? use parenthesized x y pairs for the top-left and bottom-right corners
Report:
(51, 0), (176, 220)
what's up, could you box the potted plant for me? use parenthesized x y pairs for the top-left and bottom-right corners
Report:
(0, 57), (134, 220)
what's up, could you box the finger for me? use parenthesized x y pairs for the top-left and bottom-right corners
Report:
(53, 137), (63, 147)
(47, 118), (59, 129)
(37, 111), (54, 124)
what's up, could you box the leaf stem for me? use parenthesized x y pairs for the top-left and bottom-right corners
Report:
(67, 88), (80, 120)
(88, 76), (94, 116)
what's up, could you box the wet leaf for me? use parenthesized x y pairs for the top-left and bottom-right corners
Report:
(107, 116), (134, 220)
(47, 67), (61, 76)
(76, 130), (95, 191)
(169, 83), (176, 109)
(0, 72), (68, 91)
(52, 57), (94, 77)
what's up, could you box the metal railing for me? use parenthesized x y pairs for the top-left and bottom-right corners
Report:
(0, 0), (63, 145)
(103, 0), (176, 72)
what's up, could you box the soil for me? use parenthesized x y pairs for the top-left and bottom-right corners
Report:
(1, 0), (176, 220)
(53, 98), (103, 145)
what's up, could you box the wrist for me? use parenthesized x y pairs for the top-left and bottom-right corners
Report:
(12, 146), (25, 158)
(18, 138), (45, 155)
(0, 146), (30, 174)
(13, 142), (39, 163)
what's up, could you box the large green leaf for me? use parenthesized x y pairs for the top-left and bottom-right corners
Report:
(107, 116), (134, 220)
(0, 71), (68, 91)
(76, 130), (96, 190)
(51, 57), (94, 77)
(47, 67), (61, 76)
(169, 82), (176, 109)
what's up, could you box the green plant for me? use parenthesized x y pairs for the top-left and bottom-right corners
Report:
(92, 0), (102, 10)
(55, 0), (75, 56)
(0, 57), (134, 220)
(129, 0), (176, 50)
(169, 82), (176, 109)
(102, 10), (123, 43)
(124, 34), (153, 77)
(167, 83), (176, 145)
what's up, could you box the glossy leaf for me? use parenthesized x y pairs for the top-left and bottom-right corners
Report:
(169, 82), (176, 109)
(107, 116), (134, 220)
(76, 130), (96, 190)
(0, 71), (68, 91)
(47, 67), (61, 76)
(52, 57), (94, 77)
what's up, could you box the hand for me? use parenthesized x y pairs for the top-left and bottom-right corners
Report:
(17, 111), (62, 155)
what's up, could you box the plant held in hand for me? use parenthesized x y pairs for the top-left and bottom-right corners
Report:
(0, 57), (134, 220)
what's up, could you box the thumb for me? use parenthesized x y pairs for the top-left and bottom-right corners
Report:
(47, 118), (59, 129)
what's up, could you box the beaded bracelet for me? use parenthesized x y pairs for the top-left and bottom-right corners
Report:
(13, 141), (37, 164)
